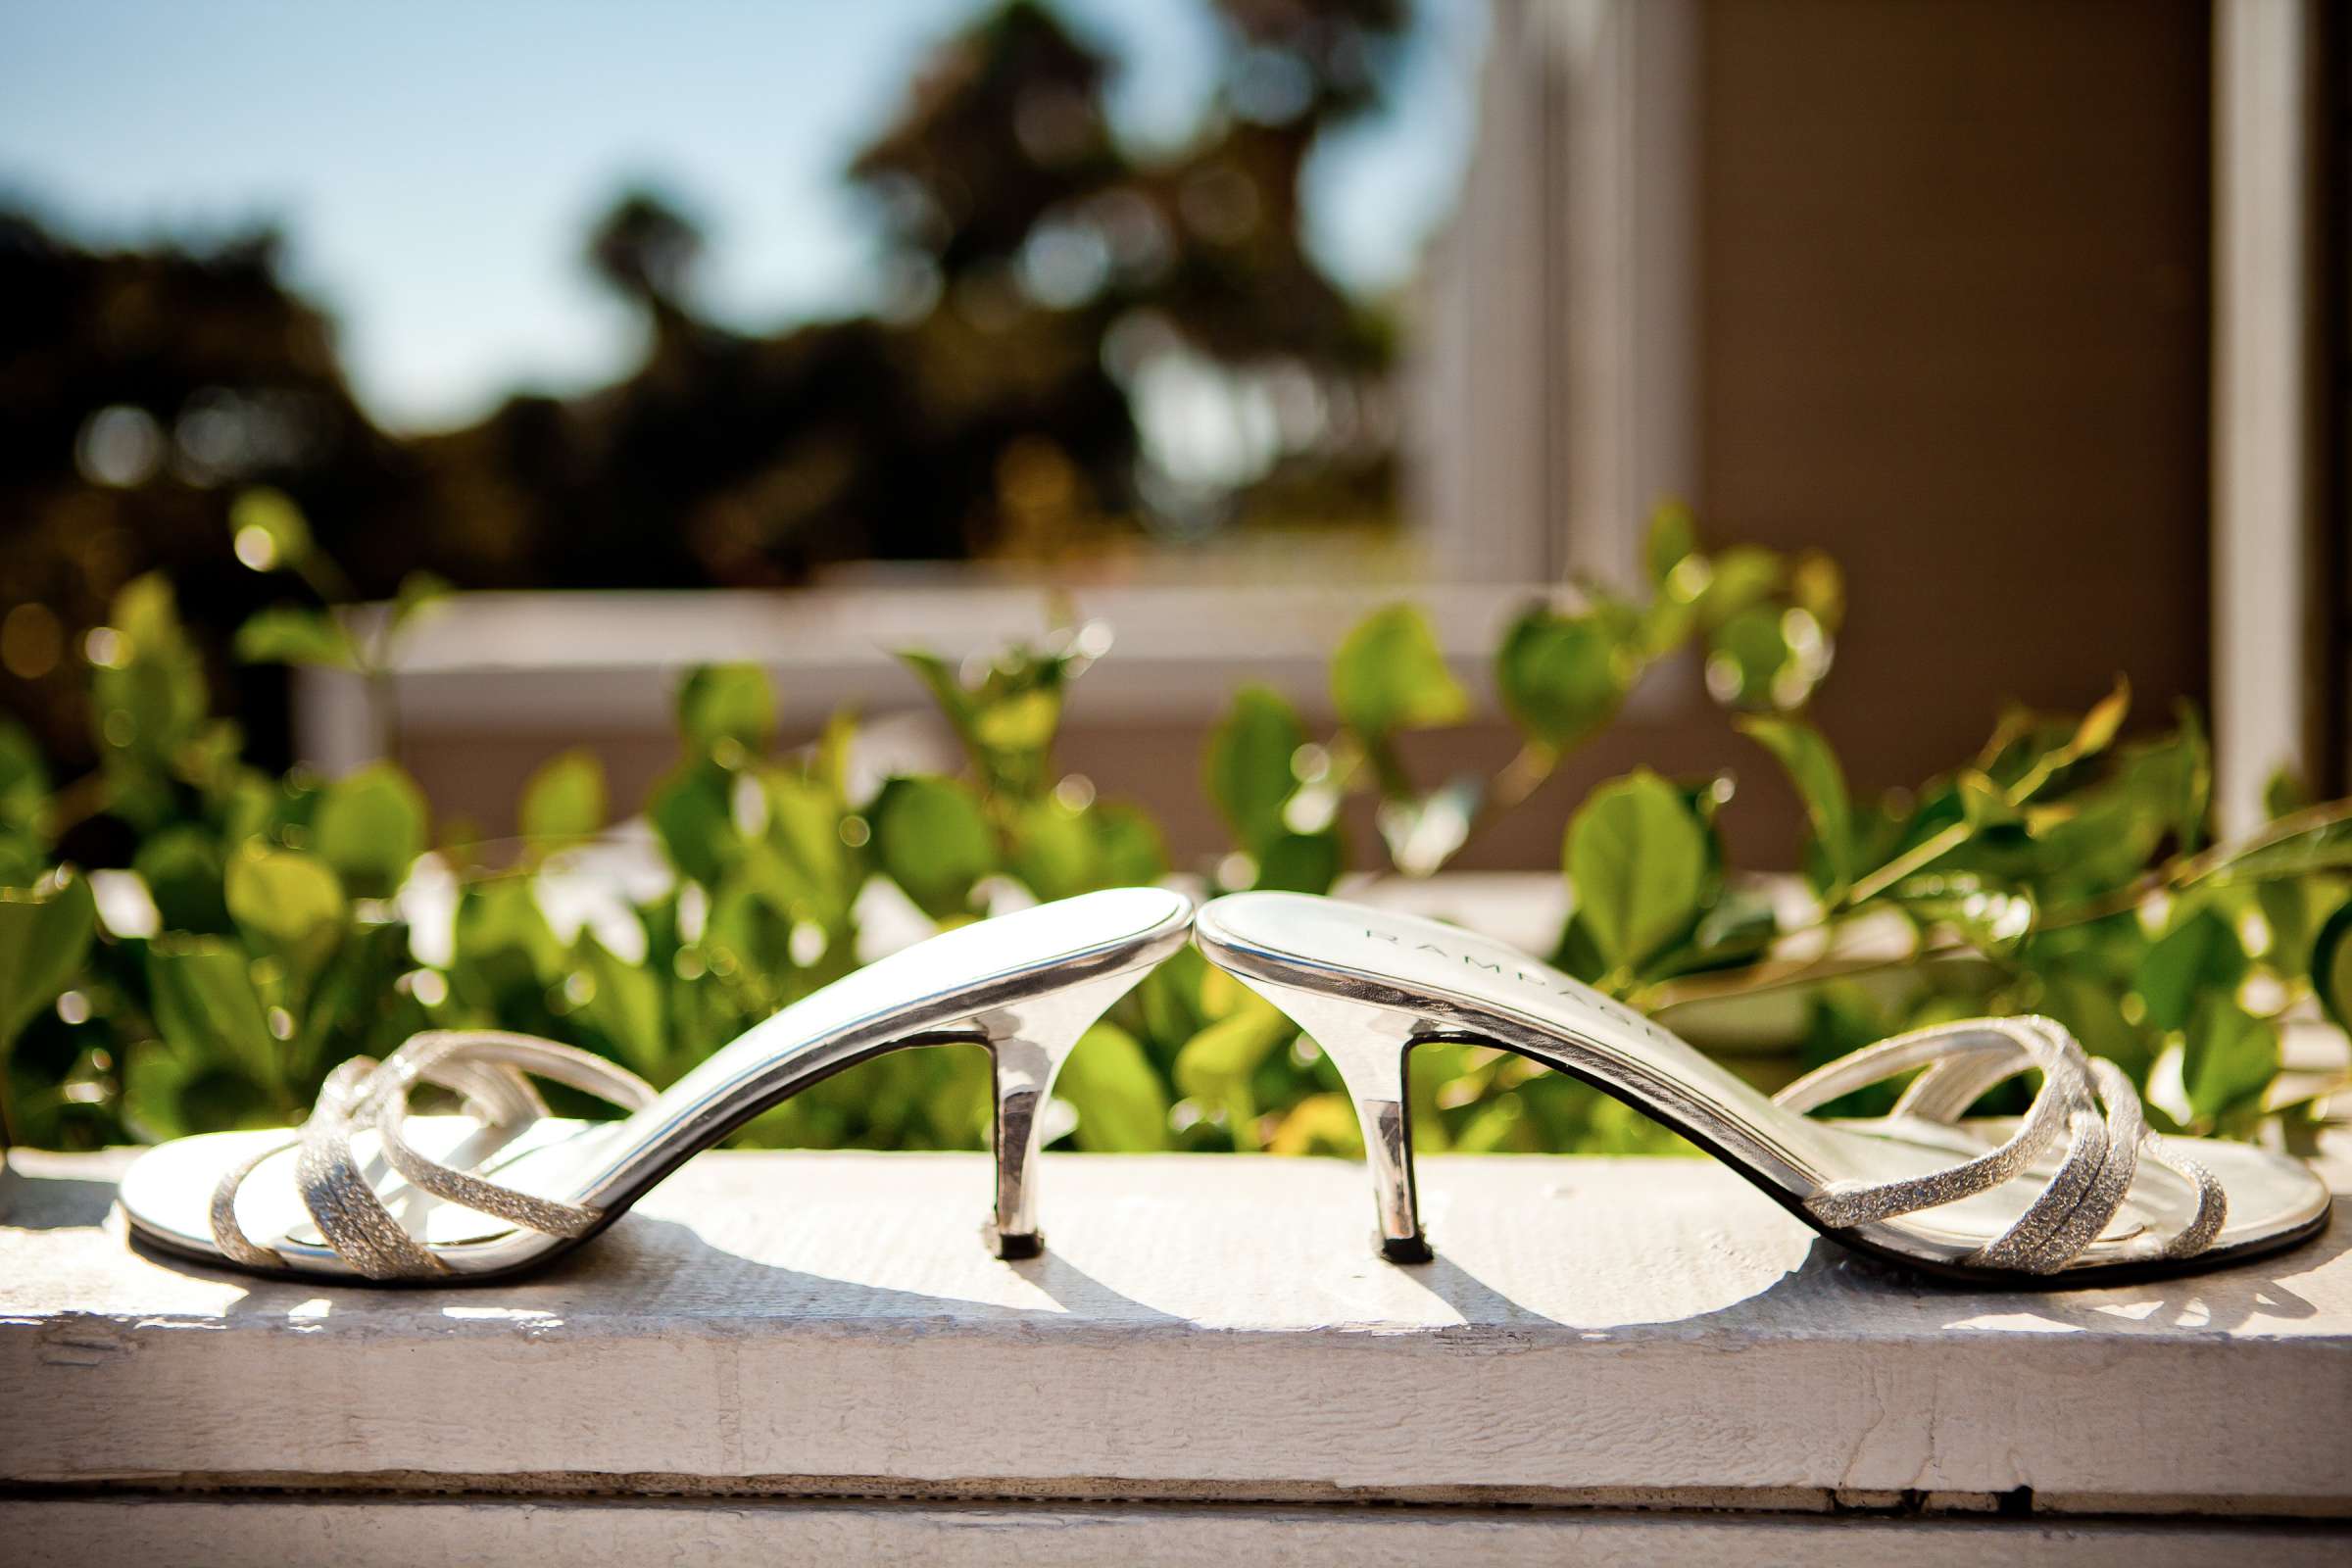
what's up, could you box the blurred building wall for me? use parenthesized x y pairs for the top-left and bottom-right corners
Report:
(1695, 0), (2214, 795)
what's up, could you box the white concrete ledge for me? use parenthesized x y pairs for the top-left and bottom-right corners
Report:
(4, 1145), (2348, 1548)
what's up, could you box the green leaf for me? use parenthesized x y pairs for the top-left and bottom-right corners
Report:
(452, 879), (563, 1014)
(575, 928), (666, 1080)
(388, 570), (454, 635)
(2134, 905), (2246, 1034)
(91, 574), (211, 808)
(2182, 995), (2278, 1122)
(2312, 901), (2352, 1034)
(764, 771), (860, 927)
(870, 776), (995, 919)
(650, 758), (738, 886)
(1565, 769), (1707, 975)
(1737, 716), (1853, 896)
(1203, 684), (1305, 850)
(2064, 678), (2132, 764)
(1008, 798), (1098, 903)
(228, 487), (312, 569)
(520, 749), (607, 850)
(147, 934), (282, 1102)
(1893, 875), (2035, 961)
(1957, 769), (2021, 830)
(1705, 603), (1813, 710)
(678, 663), (776, 757)
(0, 869), (96, 1054)
(313, 762), (427, 900)
(1331, 604), (1468, 737)
(1692, 546), (1785, 626)
(2264, 766), (2314, 822)
(1054, 1020), (1170, 1152)
(895, 648), (977, 733)
(1251, 828), (1344, 894)
(1172, 987), (1294, 1150)
(1496, 608), (1624, 752)
(1092, 802), (1169, 888)
(0, 717), (50, 840)
(134, 825), (232, 933)
(224, 845), (346, 992)
(233, 606), (358, 668)
(1644, 501), (1698, 588)
(972, 689), (1061, 756)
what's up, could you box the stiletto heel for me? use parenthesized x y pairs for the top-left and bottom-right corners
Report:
(1225, 973), (1434, 1263)
(121, 889), (1194, 1284)
(1198, 892), (2331, 1286)
(983, 967), (1142, 1259)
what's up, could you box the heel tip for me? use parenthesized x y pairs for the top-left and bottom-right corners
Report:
(985, 1226), (1046, 1261)
(1378, 1233), (1434, 1265)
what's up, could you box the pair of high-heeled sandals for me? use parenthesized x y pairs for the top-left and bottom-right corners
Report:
(122, 887), (2331, 1289)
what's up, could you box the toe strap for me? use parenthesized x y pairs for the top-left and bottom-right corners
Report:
(208, 1032), (658, 1280)
(1774, 1015), (2228, 1273)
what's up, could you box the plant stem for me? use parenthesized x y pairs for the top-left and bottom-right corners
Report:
(1428, 741), (1558, 875)
(1841, 821), (1969, 906)
(41, 770), (114, 839)
(2037, 797), (2352, 930)
(1648, 939), (1975, 1011)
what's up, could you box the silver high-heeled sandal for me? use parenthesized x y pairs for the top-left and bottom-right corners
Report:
(120, 887), (1193, 1282)
(1195, 891), (2330, 1285)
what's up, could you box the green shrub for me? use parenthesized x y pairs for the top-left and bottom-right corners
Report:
(2, 496), (2346, 1155)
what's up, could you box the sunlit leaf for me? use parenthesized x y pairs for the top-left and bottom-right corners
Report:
(233, 606), (358, 669)
(871, 775), (994, 919)
(678, 663), (776, 757)
(92, 574), (210, 810)
(1692, 546), (1784, 626)
(1644, 501), (1697, 588)
(1092, 801), (1168, 888)
(1172, 986), (1293, 1150)
(1331, 603), (1468, 737)
(313, 762), (426, 900)
(228, 487), (311, 568)
(520, 748), (607, 850)
(575, 927), (666, 1081)
(2182, 996), (2277, 1122)
(1203, 684), (1305, 850)
(0, 868), (96, 1054)
(1496, 608), (1623, 752)
(224, 845), (345, 993)
(2134, 905), (2246, 1035)
(650, 758), (736, 886)
(1251, 828), (1344, 894)
(1738, 715), (1853, 897)
(2313, 901), (2352, 1034)
(388, 570), (454, 636)
(764, 770), (861, 927)
(147, 934), (281, 1102)
(1054, 1020), (1169, 1152)
(972, 688), (1061, 755)
(1268, 1091), (1364, 1156)
(1565, 769), (1706, 975)
(1008, 797), (1097, 902)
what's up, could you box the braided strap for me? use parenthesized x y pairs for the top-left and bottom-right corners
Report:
(1774, 1015), (2226, 1273)
(209, 1032), (658, 1280)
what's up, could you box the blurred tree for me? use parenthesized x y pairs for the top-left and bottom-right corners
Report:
(0, 213), (428, 788)
(585, 187), (707, 324)
(1, 0), (1423, 780)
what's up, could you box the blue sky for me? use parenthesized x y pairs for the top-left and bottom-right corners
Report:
(0, 0), (1486, 433)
